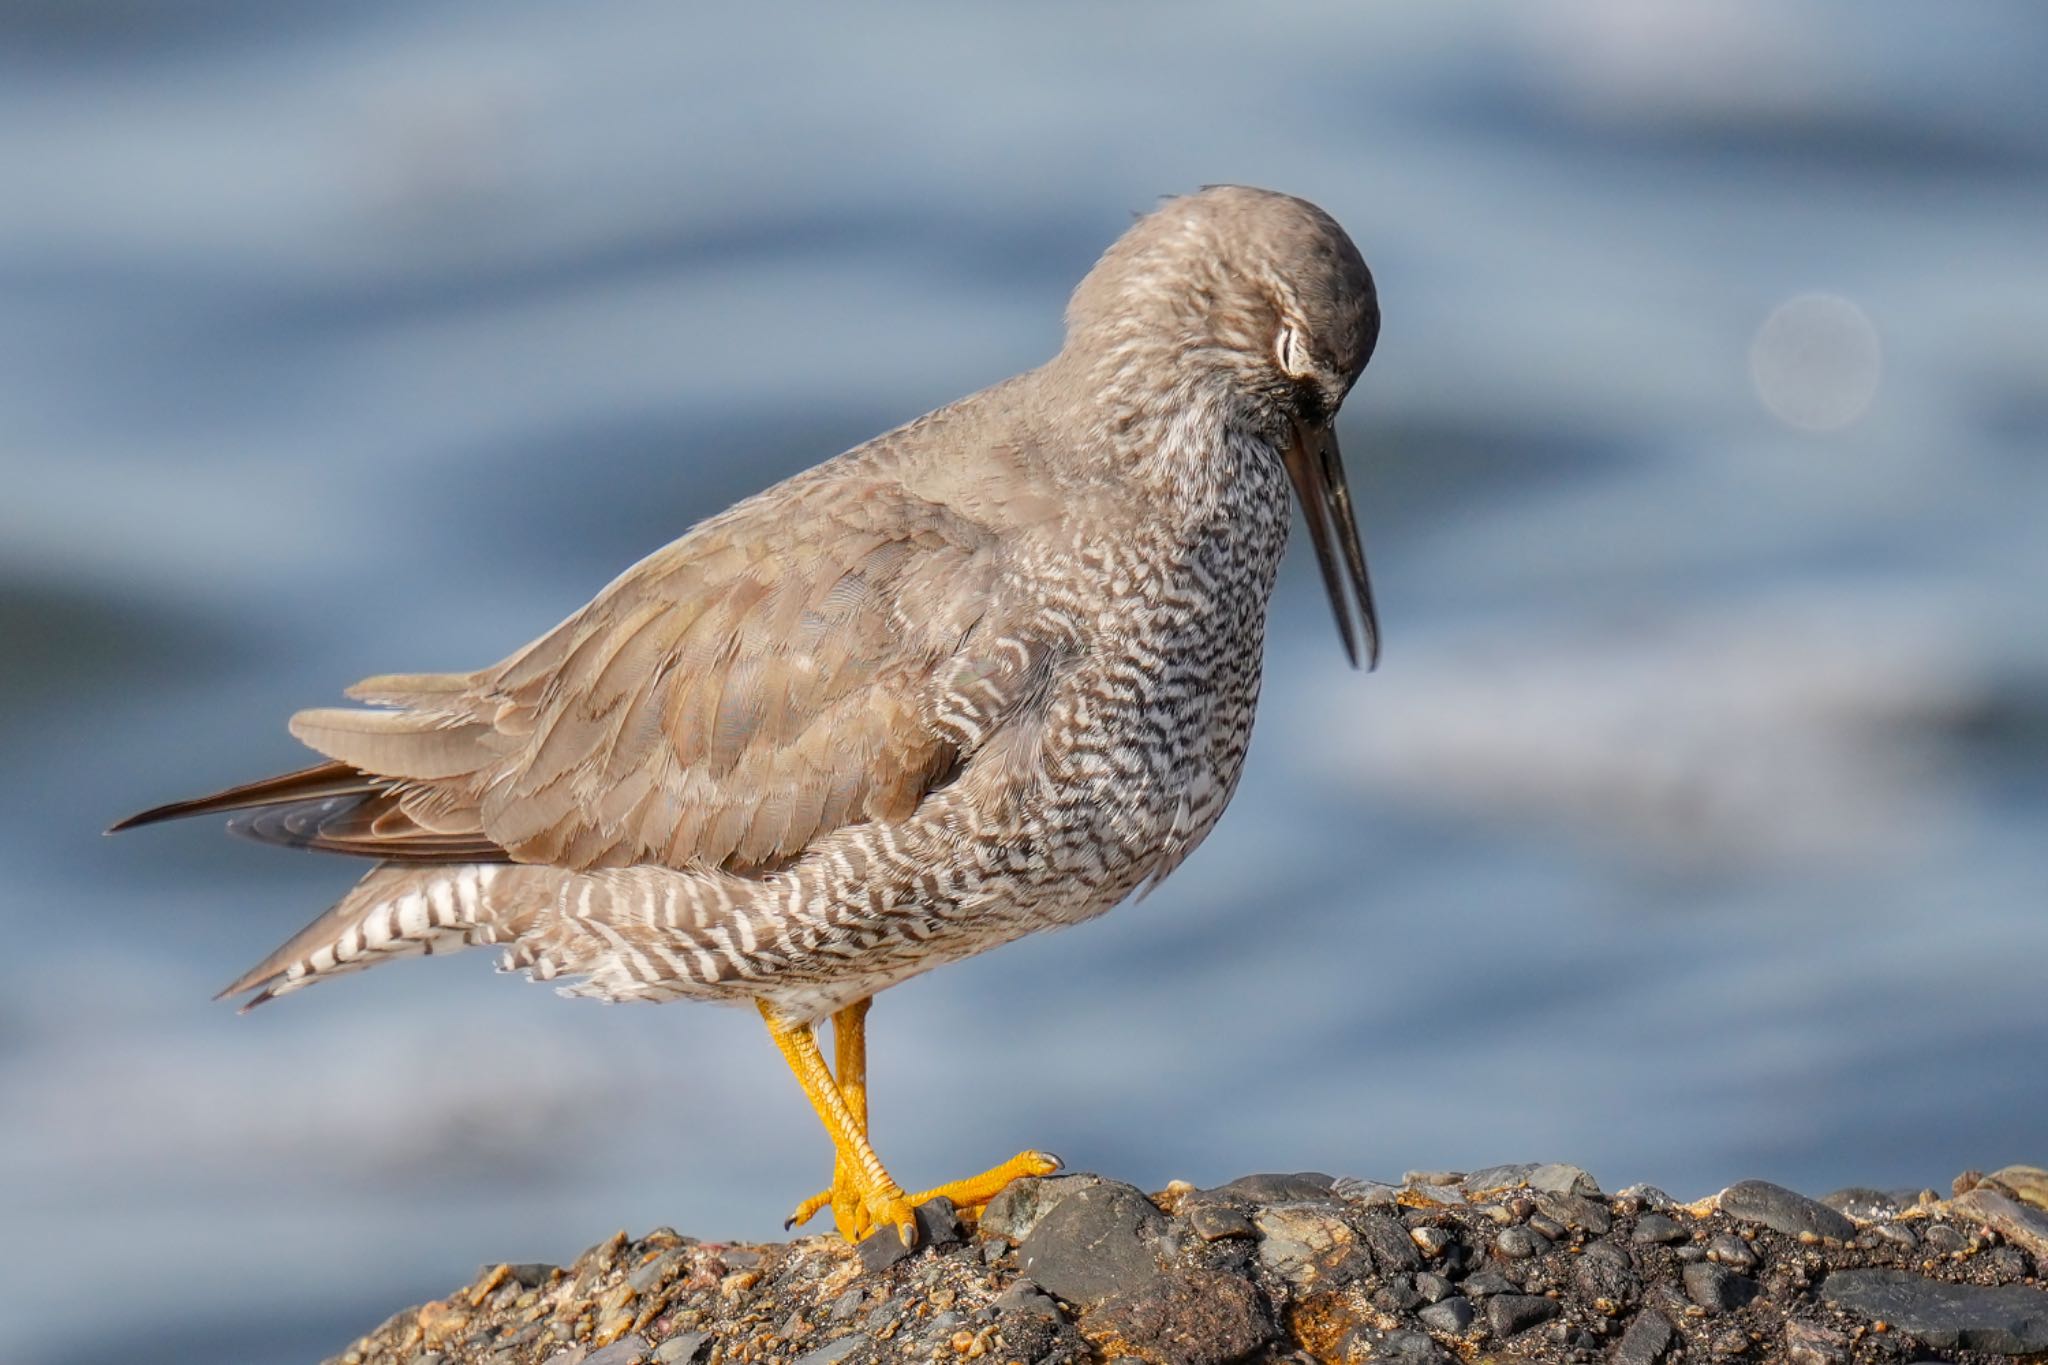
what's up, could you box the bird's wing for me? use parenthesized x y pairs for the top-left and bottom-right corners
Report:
(282, 474), (1031, 873)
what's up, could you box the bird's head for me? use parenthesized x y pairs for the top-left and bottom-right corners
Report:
(1062, 185), (1381, 668)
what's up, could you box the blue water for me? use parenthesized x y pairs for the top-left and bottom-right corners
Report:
(4, 4), (2046, 1363)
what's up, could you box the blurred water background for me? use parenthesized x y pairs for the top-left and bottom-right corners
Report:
(4, 3), (2046, 1362)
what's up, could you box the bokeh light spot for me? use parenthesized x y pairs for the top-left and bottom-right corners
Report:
(1749, 292), (1884, 432)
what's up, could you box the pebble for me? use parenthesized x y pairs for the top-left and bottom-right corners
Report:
(651, 1333), (708, 1364)
(1412, 1271), (1455, 1303)
(1632, 1213), (1689, 1245)
(858, 1197), (964, 1274)
(790, 1337), (864, 1365)
(1920, 1223), (1966, 1253)
(1373, 1328), (1450, 1362)
(1252, 1203), (1359, 1286)
(1573, 1240), (1637, 1308)
(1955, 1186), (2048, 1261)
(1824, 1267), (2048, 1355)
(1716, 1180), (1855, 1242)
(1460, 1270), (1515, 1298)
(1195, 1171), (1336, 1204)
(1613, 1309), (1676, 1365)
(1819, 1187), (1901, 1220)
(1706, 1234), (1759, 1270)
(1356, 1212), (1424, 1272)
(581, 1337), (647, 1365)
(1416, 1296), (1474, 1334)
(1017, 1181), (1164, 1307)
(1487, 1294), (1560, 1338)
(1186, 1204), (1254, 1241)
(992, 1282), (1060, 1319)
(1404, 1169), (1467, 1188)
(1782, 1318), (1849, 1365)
(978, 1174), (1102, 1243)
(1527, 1163), (1602, 1198)
(1081, 1269), (1272, 1365)
(1408, 1225), (1453, 1259)
(1461, 1163), (1539, 1195)
(1536, 1190), (1613, 1235)
(1615, 1184), (1678, 1211)
(1494, 1226), (1550, 1259)
(1684, 1262), (1759, 1314)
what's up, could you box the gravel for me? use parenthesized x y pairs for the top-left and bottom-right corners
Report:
(323, 1159), (2048, 1365)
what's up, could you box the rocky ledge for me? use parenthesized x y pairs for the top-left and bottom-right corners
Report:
(332, 1163), (2048, 1365)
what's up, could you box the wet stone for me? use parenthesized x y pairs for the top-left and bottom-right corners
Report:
(1684, 1261), (1759, 1314)
(1632, 1213), (1689, 1245)
(1613, 1310), (1676, 1365)
(1487, 1293), (1559, 1338)
(1717, 1180), (1855, 1242)
(1416, 1296), (1474, 1334)
(1825, 1267), (2048, 1354)
(1018, 1181), (1165, 1308)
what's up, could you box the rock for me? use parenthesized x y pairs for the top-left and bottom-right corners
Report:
(1706, 1233), (1758, 1270)
(1459, 1269), (1514, 1298)
(1632, 1212), (1689, 1245)
(1252, 1202), (1362, 1286)
(1782, 1318), (1848, 1364)
(1019, 1181), (1165, 1308)
(1185, 1204), (1254, 1241)
(581, 1338), (646, 1365)
(980, 1173), (1102, 1243)
(1614, 1184), (1677, 1211)
(1460, 1163), (1538, 1195)
(1416, 1296), (1473, 1334)
(1613, 1310), (1675, 1365)
(1403, 1169), (1466, 1188)
(1921, 1222), (1967, 1252)
(1355, 1212), (1423, 1272)
(1984, 1164), (2048, 1209)
(1716, 1180), (1855, 1242)
(1955, 1186), (2048, 1261)
(1369, 1328), (1449, 1362)
(993, 1281), (1061, 1318)
(1493, 1226), (1549, 1259)
(1082, 1270), (1271, 1365)
(1485, 1293), (1558, 1337)
(857, 1197), (963, 1274)
(1534, 1189), (1612, 1234)
(1819, 1187), (1900, 1220)
(1331, 1176), (1403, 1208)
(1191, 1171), (1335, 1205)
(1824, 1267), (2048, 1354)
(1683, 1261), (1759, 1313)
(790, 1338), (864, 1365)
(650, 1335), (707, 1365)
(1412, 1271), (1454, 1303)
(1527, 1163), (1601, 1198)
(1573, 1240), (1637, 1309)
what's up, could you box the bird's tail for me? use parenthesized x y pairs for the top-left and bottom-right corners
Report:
(220, 862), (550, 1011)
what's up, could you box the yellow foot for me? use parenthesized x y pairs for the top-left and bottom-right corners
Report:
(789, 1150), (1062, 1241)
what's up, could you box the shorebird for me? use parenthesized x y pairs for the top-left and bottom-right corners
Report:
(113, 185), (1380, 1245)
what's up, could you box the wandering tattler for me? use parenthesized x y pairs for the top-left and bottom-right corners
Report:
(112, 185), (1382, 1244)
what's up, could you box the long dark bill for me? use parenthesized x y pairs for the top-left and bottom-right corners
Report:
(1283, 419), (1381, 670)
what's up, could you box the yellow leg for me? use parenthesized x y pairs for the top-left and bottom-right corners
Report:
(785, 1000), (872, 1236)
(758, 999), (917, 1245)
(776, 998), (1063, 1242)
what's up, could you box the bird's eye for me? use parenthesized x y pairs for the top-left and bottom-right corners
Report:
(1274, 323), (1313, 380)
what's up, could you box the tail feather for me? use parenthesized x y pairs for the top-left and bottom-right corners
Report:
(220, 862), (529, 1010)
(107, 762), (375, 834)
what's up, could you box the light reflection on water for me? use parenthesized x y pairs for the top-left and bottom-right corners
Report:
(4, 4), (2046, 1363)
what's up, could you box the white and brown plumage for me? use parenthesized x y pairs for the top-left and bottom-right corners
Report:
(113, 185), (1381, 1243)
